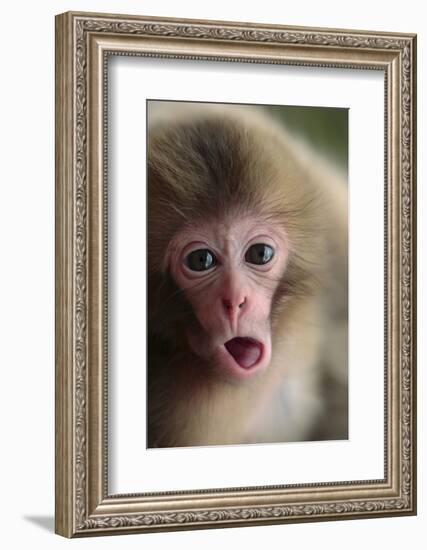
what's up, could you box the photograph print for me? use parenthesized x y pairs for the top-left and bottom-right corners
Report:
(146, 100), (348, 449)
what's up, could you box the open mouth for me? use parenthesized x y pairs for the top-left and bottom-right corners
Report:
(224, 337), (263, 369)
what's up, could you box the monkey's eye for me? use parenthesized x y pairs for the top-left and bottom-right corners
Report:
(185, 249), (217, 271)
(245, 243), (274, 265)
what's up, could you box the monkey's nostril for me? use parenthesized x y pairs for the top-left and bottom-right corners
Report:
(223, 297), (246, 311)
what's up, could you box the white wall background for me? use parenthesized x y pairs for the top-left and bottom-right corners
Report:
(0, 1), (424, 548)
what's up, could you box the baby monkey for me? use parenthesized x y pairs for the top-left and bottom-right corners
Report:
(147, 102), (348, 448)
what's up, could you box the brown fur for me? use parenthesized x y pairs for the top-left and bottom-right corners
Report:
(147, 102), (348, 447)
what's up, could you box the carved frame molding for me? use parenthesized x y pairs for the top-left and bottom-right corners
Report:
(55, 11), (416, 537)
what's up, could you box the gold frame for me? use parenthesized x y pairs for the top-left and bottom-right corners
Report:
(55, 11), (417, 538)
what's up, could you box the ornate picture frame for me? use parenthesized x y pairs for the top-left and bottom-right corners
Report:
(55, 11), (417, 537)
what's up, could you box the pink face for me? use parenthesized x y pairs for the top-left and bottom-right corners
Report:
(167, 217), (289, 380)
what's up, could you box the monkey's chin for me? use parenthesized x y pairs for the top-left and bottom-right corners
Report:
(219, 337), (269, 380)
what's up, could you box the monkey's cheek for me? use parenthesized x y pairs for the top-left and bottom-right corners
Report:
(186, 327), (214, 361)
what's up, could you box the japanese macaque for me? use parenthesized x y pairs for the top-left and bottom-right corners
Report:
(147, 101), (348, 448)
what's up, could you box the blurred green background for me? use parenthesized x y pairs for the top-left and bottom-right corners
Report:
(263, 105), (348, 172)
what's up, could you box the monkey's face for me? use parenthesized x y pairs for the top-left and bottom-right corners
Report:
(167, 217), (288, 380)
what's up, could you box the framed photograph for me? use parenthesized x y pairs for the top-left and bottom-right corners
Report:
(55, 11), (417, 537)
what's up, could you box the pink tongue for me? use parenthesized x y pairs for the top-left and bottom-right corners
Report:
(225, 338), (262, 368)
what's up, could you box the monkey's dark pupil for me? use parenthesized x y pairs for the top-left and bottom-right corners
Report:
(245, 243), (274, 265)
(186, 249), (216, 271)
